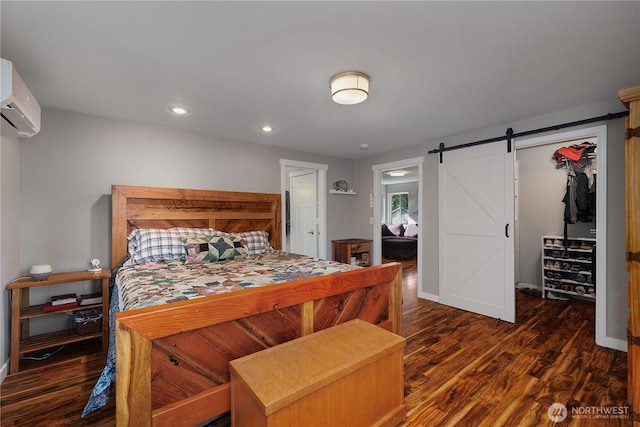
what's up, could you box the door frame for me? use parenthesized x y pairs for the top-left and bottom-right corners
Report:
(372, 157), (424, 298)
(515, 125), (623, 351)
(280, 159), (328, 259)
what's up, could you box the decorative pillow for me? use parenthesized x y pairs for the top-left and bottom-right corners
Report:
(181, 235), (248, 264)
(127, 227), (218, 264)
(387, 224), (404, 237)
(215, 230), (272, 255)
(128, 229), (188, 264)
(404, 223), (418, 238)
(381, 224), (395, 237)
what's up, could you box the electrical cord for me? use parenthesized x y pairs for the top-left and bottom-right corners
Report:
(21, 345), (66, 361)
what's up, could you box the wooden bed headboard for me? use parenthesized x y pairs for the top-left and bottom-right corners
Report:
(111, 185), (282, 265)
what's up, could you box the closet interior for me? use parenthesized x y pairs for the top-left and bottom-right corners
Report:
(516, 137), (597, 302)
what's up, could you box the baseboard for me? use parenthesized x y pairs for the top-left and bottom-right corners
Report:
(417, 291), (439, 302)
(0, 359), (8, 384)
(516, 282), (541, 291)
(597, 335), (628, 352)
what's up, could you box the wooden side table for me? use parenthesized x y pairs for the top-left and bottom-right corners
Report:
(7, 269), (110, 374)
(332, 239), (372, 266)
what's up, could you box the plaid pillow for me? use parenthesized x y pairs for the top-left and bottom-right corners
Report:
(181, 235), (248, 264)
(215, 230), (272, 255)
(169, 227), (217, 236)
(127, 228), (218, 264)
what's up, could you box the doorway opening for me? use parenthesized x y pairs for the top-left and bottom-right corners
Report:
(515, 125), (613, 349)
(372, 157), (424, 299)
(280, 159), (328, 259)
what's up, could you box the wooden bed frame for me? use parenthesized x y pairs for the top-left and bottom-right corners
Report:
(112, 185), (402, 426)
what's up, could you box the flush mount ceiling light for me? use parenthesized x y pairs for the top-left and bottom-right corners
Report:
(330, 72), (369, 105)
(168, 105), (191, 115)
(389, 170), (406, 177)
(261, 125), (273, 132)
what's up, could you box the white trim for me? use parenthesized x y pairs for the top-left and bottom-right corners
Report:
(279, 159), (329, 171)
(0, 360), (7, 384)
(421, 292), (440, 303)
(372, 157), (425, 299)
(280, 159), (328, 259)
(515, 125), (612, 349)
(598, 337), (628, 353)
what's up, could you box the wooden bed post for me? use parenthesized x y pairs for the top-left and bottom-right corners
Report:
(116, 320), (152, 427)
(390, 267), (403, 336)
(301, 301), (314, 336)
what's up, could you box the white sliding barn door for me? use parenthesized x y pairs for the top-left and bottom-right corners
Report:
(438, 142), (515, 323)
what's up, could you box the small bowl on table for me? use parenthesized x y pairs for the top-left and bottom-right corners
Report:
(29, 264), (52, 281)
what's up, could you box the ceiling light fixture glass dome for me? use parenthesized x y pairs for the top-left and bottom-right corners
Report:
(330, 72), (369, 105)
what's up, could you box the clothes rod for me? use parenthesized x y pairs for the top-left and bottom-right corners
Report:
(428, 111), (629, 156)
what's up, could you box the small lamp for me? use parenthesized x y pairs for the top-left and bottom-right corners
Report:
(330, 72), (369, 105)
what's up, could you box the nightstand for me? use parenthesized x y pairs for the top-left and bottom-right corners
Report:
(7, 269), (110, 374)
(332, 239), (372, 266)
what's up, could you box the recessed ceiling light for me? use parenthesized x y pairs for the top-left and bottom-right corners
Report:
(360, 143), (369, 150)
(389, 171), (406, 177)
(168, 105), (191, 115)
(261, 125), (274, 132)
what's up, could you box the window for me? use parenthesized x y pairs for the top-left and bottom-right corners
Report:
(390, 192), (409, 225)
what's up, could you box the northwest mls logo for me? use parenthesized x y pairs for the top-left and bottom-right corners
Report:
(548, 402), (568, 423)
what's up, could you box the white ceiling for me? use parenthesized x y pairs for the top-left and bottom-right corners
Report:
(2, 1), (639, 159)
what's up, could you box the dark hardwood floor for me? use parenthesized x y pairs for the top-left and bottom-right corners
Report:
(1, 258), (628, 426)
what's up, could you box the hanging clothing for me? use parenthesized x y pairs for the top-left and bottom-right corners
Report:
(563, 167), (578, 224)
(556, 143), (597, 248)
(553, 141), (596, 169)
(575, 169), (593, 222)
(560, 157), (595, 225)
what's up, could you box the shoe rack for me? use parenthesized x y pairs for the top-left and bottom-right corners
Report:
(541, 235), (596, 301)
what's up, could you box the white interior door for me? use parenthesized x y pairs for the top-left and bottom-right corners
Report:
(438, 142), (515, 322)
(290, 170), (318, 257)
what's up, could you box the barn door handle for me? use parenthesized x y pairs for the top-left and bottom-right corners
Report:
(307, 231), (315, 235)
(505, 224), (510, 238)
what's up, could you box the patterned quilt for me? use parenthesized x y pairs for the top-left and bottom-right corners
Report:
(117, 251), (356, 311)
(83, 251), (356, 416)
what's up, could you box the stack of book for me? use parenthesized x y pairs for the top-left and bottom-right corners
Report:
(42, 293), (78, 312)
(79, 292), (102, 306)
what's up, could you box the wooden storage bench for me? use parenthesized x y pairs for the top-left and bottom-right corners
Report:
(229, 319), (406, 427)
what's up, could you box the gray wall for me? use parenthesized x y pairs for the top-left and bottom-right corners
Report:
(1, 124), (21, 381)
(16, 107), (357, 336)
(1, 98), (630, 374)
(353, 99), (628, 343)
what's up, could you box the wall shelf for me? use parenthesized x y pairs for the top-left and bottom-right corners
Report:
(329, 189), (357, 195)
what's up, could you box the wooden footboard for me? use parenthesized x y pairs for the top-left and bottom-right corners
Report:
(115, 262), (402, 426)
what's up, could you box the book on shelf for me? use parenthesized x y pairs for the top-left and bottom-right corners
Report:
(50, 293), (78, 306)
(43, 301), (79, 312)
(79, 292), (103, 306)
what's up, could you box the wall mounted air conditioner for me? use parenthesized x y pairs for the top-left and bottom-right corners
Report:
(1, 58), (41, 138)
